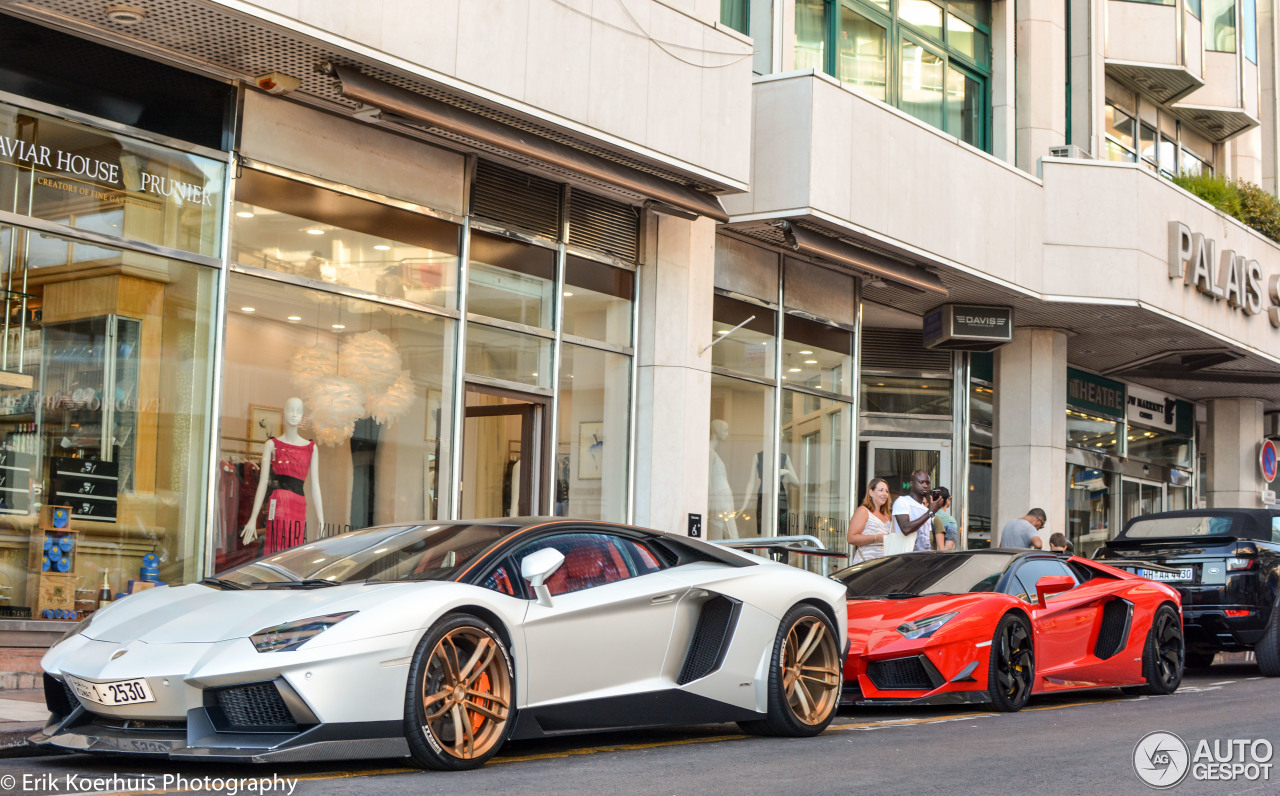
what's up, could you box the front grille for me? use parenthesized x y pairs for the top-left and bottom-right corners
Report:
(44, 673), (75, 716)
(1094, 599), (1133, 660)
(213, 682), (295, 730)
(677, 596), (740, 685)
(867, 656), (938, 691)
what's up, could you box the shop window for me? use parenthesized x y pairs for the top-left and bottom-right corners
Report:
(967, 444), (992, 549)
(1127, 428), (1193, 469)
(556, 344), (631, 522)
(1067, 464), (1113, 559)
(562, 255), (634, 347)
(782, 314), (853, 395)
(465, 324), (552, 388)
(1204, 0), (1237, 53)
(219, 271), (456, 570)
(467, 232), (556, 329)
(781, 390), (853, 556)
(712, 294), (777, 380)
(860, 375), (952, 415)
(1068, 409), (1121, 456)
(0, 101), (225, 259)
(0, 224), (215, 615)
(970, 381), (993, 429)
(710, 375), (776, 540)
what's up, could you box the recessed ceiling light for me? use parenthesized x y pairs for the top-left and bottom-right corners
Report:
(805, 359), (818, 364)
(307, 229), (325, 235)
(563, 292), (574, 297)
(331, 323), (345, 329)
(532, 372), (538, 377)
(240, 307), (255, 312)
(716, 330), (729, 335)
(799, 350), (813, 355)
(287, 316), (302, 321)
(235, 211), (255, 218)
(373, 244), (390, 251)
(788, 367), (802, 372)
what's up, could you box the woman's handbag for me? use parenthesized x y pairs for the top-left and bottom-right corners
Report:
(883, 528), (917, 556)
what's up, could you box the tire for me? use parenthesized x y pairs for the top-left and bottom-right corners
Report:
(736, 604), (841, 737)
(1123, 604), (1184, 696)
(1183, 650), (1217, 670)
(1257, 603), (1280, 677)
(404, 613), (514, 770)
(987, 613), (1034, 712)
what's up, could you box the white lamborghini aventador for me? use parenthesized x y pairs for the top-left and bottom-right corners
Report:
(35, 519), (848, 769)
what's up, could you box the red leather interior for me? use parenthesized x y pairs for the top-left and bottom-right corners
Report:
(542, 541), (624, 596)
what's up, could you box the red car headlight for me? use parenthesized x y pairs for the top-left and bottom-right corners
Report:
(896, 612), (958, 640)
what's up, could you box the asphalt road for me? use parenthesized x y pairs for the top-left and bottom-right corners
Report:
(2, 664), (1276, 796)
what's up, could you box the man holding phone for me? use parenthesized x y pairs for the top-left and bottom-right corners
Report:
(892, 470), (948, 552)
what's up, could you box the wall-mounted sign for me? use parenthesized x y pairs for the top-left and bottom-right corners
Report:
(923, 304), (1014, 351)
(1067, 368), (1126, 420)
(1261, 439), (1278, 484)
(1168, 221), (1280, 328)
(1126, 383), (1193, 436)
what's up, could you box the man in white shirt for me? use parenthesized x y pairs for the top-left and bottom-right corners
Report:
(891, 470), (947, 552)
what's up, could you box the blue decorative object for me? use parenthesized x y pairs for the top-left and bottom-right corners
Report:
(43, 536), (52, 552)
(56, 557), (71, 573)
(59, 536), (73, 552)
(51, 506), (69, 528)
(48, 547), (61, 562)
(41, 556), (50, 572)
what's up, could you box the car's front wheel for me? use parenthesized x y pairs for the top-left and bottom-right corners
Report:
(404, 613), (514, 770)
(738, 604), (841, 737)
(988, 613), (1034, 712)
(1123, 604), (1183, 695)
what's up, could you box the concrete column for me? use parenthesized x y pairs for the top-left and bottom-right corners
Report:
(1259, 0), (1279, 194)
(1015, 0), (1067, 173)
(1229, 128), (1265, 186)
(993, 328), (1068, 547)
(632, 213), (715, 535)
(1206, 398), (1265, 508)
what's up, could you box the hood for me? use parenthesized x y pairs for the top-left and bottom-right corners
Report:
(80, 582), (404, 644)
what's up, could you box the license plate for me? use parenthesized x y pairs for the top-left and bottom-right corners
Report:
(1138, 567), (1194, 582)
(65, 674), (155, 706)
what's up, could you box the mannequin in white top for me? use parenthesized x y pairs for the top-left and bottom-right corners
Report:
(241, 397), (325, 553)
(707, 419), (737, 540)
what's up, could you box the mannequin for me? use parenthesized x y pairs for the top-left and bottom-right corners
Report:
(241, 397), (325, 554)
(739, 452), (800, 536)
(707, 419), (738, 540)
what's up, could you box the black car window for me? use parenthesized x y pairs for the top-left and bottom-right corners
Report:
(514, 533), (653, 597)
(1006, 559), (1078, 603)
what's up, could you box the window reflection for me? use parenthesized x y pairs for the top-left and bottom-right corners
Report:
(860, 375), (952, 414)
(900, 41), (946, 129)
(467, 232), (555, 328)
(781, 313), (852, 395)
(781, 389), (852, 560)
(1067, 409), (1120, 455)
(712, 294), (776, 380)
(557, 343), (630, 521)
(709, 374), (775, 540)
(562, 255), (633, 346)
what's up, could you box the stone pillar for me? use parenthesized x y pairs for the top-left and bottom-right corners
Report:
(993, 328), (1068, 547)
(1015, 0), (1067, 173)
(632, 213), (715, 535)
(1206, 398), (1265, 508)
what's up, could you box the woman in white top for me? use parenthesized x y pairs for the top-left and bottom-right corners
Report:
(847, 478), (892, 561)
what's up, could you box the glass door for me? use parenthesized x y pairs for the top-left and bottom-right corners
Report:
(461, 386), (546, 519)
(864, 438), (951, 511)
(1120, 477), (1165, 529)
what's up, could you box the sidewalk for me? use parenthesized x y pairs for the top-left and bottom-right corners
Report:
(0, 688), (49, 757)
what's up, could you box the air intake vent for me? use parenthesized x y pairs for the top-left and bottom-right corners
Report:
(472, 159), (562, 239)
(866, 655), (943, 691)
(1094, 599), (1133, 660)
(862, 329), (953, 373)
(211, 682), (297, 730)
(677, 596), (741, 685)
(45, 673), (76, 717)
(569, 190), (640, 261)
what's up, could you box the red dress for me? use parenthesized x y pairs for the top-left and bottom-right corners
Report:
(265, 437), (315, 555)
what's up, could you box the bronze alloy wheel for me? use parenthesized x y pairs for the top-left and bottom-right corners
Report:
(781, 614), (841, 725)
(420, 625), (512, 761)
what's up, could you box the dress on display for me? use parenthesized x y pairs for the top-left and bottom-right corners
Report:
(265, 437), (315, 555)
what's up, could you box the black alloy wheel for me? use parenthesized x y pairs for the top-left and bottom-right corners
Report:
(988, 613), (1034, 712)
(1125, 605), (1184, 696)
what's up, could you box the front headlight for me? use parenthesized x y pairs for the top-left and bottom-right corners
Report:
(896, 611), (959, 640)
(250, 611), (356, 653)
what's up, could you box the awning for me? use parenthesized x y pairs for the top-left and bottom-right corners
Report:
(781, 223), (949, 295)
(332, 65), (729, 222)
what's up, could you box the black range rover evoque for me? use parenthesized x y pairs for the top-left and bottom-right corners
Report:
(1094, 509), (1280, 674)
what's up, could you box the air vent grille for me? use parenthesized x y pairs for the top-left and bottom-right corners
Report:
(569, 191), (640, 262)
(471, 160), (562, 240)
(862, 330), (953, 373)
(1094, 599), (1133, 660)
(866, 655), (938, 691)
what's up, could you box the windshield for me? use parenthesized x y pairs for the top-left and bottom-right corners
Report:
(834, 553), (1014, 597)
(216, 523), (517, 586)
(1121, 515), (1236, 539)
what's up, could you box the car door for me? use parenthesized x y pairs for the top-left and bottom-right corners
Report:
(1004, 558), (1093, 676)
(514, 530), (687, 707)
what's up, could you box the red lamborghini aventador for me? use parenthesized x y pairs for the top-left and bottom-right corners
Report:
(834, 549), (1184, 711)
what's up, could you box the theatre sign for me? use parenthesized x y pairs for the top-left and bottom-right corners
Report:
(1168, 221), (1280, 328)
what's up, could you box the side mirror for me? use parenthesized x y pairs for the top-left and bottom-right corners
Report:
(521, 548), (565, 607)
(1035, 575), (1076, 608)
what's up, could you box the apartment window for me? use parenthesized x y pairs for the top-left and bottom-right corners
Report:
(721, 0), (749, 35)
(1105, 103), (1137, 162)
(797, 0), (991, 150)
(1204, 0), (1237, 53)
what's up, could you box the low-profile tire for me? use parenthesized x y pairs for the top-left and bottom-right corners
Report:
(1257, 603), (1280, 677)
(1122, 604), (1184, 696)
(736, 604), (841, 737)
(404, 613), (514, 771)
(1182, 649), (1217, 671)
(987, 612), (1034, 712)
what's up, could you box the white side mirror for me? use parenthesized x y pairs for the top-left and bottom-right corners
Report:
(520, 548), (565, 607)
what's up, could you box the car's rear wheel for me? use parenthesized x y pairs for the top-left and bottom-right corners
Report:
(737, 605), (841, 737)
(1257, 602), (1280, 677)
(404, 613), (514, 770)
(1123, 604), (1183, 695)
(988, 613), (1034, 712)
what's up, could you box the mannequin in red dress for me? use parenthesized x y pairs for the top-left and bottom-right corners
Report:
(240, 397), (325, 554)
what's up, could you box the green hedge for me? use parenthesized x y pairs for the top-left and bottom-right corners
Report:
(1172, 172), (1280, 243)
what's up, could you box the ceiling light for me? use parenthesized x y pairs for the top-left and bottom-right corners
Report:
(105, 4), (145, 24)
(563, 292), (574, 297)
(307, 229), (325, 235)
(799, 350), (813, 355)
(717, 330), (729, 335)
(332, 324), (345, 329)
(805, 359), (818, 364)
(287, 316), (302, 321)
(240, 307), (255, 312)
(788, 367), (802, 373)
(235, 211), (255, 218)
(373, 244), (391, 251)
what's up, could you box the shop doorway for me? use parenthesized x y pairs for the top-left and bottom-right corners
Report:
(461, 386), (548, 518)
(1120, 477), (1165, 528)
(863, 438), (952, 510)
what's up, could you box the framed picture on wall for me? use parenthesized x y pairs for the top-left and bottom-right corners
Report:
(248, 405), (282, 453)
(578, 421), (603, 480)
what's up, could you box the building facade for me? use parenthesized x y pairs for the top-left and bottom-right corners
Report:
(0, 0), (1278, 665)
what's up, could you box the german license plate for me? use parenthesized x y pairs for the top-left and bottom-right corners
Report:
(1138, 567), (1194, 582)
(64, 674), (155, 706)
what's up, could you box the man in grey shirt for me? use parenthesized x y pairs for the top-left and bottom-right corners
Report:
(999, 508), (1046, 549)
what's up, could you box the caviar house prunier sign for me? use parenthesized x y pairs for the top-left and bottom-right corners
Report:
(1168, 221), (1280, 328)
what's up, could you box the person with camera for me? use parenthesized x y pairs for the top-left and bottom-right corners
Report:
(891, 470), (947, 552)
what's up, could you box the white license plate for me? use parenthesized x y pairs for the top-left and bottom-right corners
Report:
(1138, 567), (1194, 582)
(65, 674), (155, 706)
